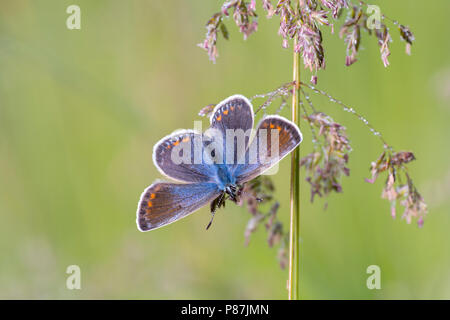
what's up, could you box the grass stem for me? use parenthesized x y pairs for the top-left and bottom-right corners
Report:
(288, 36), (301, 300)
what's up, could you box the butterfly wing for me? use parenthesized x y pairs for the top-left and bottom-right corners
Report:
(234, 115), (302, 184)
(137, 181), (221, 231)
(153, 130), (218, 183)
(207, 95), (254, 169)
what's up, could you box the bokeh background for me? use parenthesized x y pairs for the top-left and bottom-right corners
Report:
(0, 0), (449, 299)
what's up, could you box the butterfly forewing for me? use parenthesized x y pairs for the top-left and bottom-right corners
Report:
(208, 95), (254, 170)
(153, 130), (218, 183)
(234, 116), (302, 184)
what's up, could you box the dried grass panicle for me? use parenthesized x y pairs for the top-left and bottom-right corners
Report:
(240, 176), (289, 268)
(366, 151), (427, 227)
(200, 0), (414, 81)
(197, 1), (424, 272)
(250, 82), (428, 228)
(198, 0), (258, 62)
(300, 112), (351, 202)
(198, 104), (216, 117)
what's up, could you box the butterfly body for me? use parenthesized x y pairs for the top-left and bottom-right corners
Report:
(137, 95), (302, 232)
(214, 165), (236, 189)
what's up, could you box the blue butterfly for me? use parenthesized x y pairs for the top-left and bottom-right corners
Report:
(137, 95), (302, 231)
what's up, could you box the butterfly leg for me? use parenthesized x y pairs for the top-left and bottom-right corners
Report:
(206, 192), (226, 230)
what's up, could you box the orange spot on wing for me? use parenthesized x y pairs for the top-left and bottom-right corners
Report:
(167, 145), (171, 149)
(148, 201), (153, 207)
(173, 140), (180, 146)
(150, 193), (156, 199)
(277, 126), (281, 131)
(270, 123), (275, 129)
(182, 137), (190, 142)
(216, 115), (222, 121)
(223, 110), (229, 115)
(230, 106), (234, 111)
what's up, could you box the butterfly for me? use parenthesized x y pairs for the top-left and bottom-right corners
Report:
(136, 94), (302, 231)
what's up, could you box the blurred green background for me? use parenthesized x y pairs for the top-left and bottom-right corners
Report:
(0, 0), (449, 299)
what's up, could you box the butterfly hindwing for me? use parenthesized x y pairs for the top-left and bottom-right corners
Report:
(234, 115), (302, 184)
(137, 181), (221, 231)
(153, 130), (217, 183)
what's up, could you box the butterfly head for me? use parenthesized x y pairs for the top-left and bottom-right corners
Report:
(225, 184), (242, 203)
